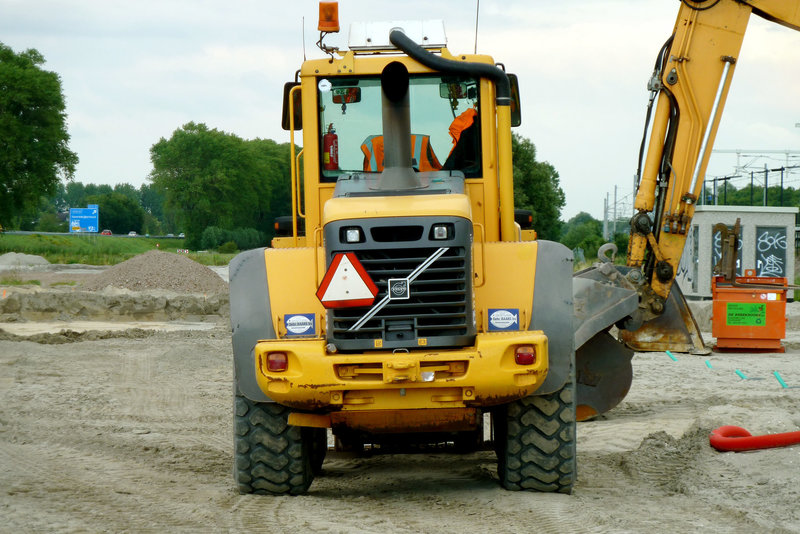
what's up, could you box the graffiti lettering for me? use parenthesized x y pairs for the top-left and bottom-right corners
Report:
(755, 227), (786, 277)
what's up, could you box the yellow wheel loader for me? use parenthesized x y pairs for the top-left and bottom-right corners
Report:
(230, 1), (800, 495)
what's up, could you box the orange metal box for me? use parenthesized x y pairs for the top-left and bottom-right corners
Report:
(711, 274), (787, 352)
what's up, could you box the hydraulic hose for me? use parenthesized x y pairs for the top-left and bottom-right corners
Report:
(389, 29), (510, 106)
(709, 425), (800, 452)
(635, 34), (674, 189)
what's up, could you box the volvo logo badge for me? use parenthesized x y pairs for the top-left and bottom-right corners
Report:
(388, 278), (410, 300)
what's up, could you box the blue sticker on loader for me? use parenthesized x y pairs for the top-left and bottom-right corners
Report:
(284, 314), (316, 336)
(488, 309), (520, 331)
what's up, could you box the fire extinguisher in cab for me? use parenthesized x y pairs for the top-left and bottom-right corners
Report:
(323, 123), (339, 170)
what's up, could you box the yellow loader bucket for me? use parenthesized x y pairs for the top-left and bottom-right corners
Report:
(618, 282), (708, 355)
(573, 262), (707, 421)
(575, 330), (633, 421)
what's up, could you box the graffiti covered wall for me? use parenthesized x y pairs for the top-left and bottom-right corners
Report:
(675, 206), (797, 299)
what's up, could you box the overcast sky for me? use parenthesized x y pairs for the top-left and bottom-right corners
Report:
(3, 0), (799, 220)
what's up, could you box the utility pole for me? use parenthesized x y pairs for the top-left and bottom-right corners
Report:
(711, 177), (716, 205)
(603, 194), (609, 240)
(613, 185), (618, 237)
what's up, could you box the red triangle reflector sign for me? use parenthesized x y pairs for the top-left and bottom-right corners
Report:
(316, 252), (379, 309)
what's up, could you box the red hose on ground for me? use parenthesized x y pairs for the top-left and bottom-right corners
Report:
(710, 425), (800, 452)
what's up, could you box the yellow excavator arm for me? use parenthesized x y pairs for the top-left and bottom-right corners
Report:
(628, 0), (800, 314)
(573, 0), (799, 420)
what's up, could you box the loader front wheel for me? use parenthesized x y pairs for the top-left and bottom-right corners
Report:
(495, 373), (576, 493)
(233, 394), (314, 495)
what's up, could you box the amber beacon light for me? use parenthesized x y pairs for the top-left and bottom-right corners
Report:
(318, 2), (340, 33)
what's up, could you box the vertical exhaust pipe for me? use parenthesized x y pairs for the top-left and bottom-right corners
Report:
(389, 28), (516, 239)
(378, 61), (422, 191)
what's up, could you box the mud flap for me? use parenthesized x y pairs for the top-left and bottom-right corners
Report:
(575, 331), (633, 421)
(230, 247), (274, 402)
(618, 282), (709, 355)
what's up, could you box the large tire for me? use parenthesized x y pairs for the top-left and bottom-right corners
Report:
(234, 394), (314, 495)
(495, 372), (576, 493)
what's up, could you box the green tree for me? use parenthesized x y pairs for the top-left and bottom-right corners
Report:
(512, 133), (565, 240)
(560, 211), (605, 258)
(139, 183), (165, 219)
(149, 122), (292, 248)
(63, 181), (87, 210)
(85, 184), (113, 198)
(35, 212), (67, 232)
(712, 179), (800, 209)
(113, 183), (140, 205)
(50, 182), (69, 213)
(200, 226), (226, 250)
(0, 43), (78, 227)
(613, 231), (630, 260)
(86, 192), (145, 234)
(141, 182), (179, 234)
(14, 184), (68, 230)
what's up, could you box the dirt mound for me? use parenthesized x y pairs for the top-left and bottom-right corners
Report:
(0, 252), (50, 268)
(0, 327), (156, 344)
(81, 250), (228, 294)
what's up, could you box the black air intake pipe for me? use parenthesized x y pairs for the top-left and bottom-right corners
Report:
(389, 29), (510, 106)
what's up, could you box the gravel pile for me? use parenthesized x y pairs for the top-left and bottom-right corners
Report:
(0, 252), (51, 268)
(81, 250), (229, 294)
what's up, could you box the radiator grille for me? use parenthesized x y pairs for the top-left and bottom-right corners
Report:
(330, 246), (472, 349)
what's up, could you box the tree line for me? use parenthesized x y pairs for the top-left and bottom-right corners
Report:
(7, 125), (294, 252)
(22, 181), (165, 236)
(702, 179), (800, 210)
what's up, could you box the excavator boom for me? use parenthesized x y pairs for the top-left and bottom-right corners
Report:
(574, 0), (800, 420)
(630, 0), (800, 308)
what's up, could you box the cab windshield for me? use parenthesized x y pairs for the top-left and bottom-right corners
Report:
(317, 74), (481, 181)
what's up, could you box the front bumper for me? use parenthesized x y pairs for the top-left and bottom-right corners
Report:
(253, 331), (548, 411)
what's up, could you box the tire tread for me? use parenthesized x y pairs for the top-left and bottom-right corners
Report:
(497, 373), (576, 493)
(233, 395), (314, 495)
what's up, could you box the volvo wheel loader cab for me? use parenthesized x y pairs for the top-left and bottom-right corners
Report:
(230, 7), (577, 495)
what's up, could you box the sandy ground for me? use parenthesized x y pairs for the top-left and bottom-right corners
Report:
(2, 264), (800, 532)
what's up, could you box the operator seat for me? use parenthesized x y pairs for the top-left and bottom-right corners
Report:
(361, 134), (442, 172)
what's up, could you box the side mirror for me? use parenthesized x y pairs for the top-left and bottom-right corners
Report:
(281, 82), (302, 131)
(514, 208), (533, 229)
(508, 74), (522, 127)
(440, 81), (470, 99)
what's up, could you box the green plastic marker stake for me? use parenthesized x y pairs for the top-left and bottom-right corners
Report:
(735, 369), (748, 380)
(705, 360), (713, 369)
(774, 371), (789, 389)
(666, 350), (678, 362)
